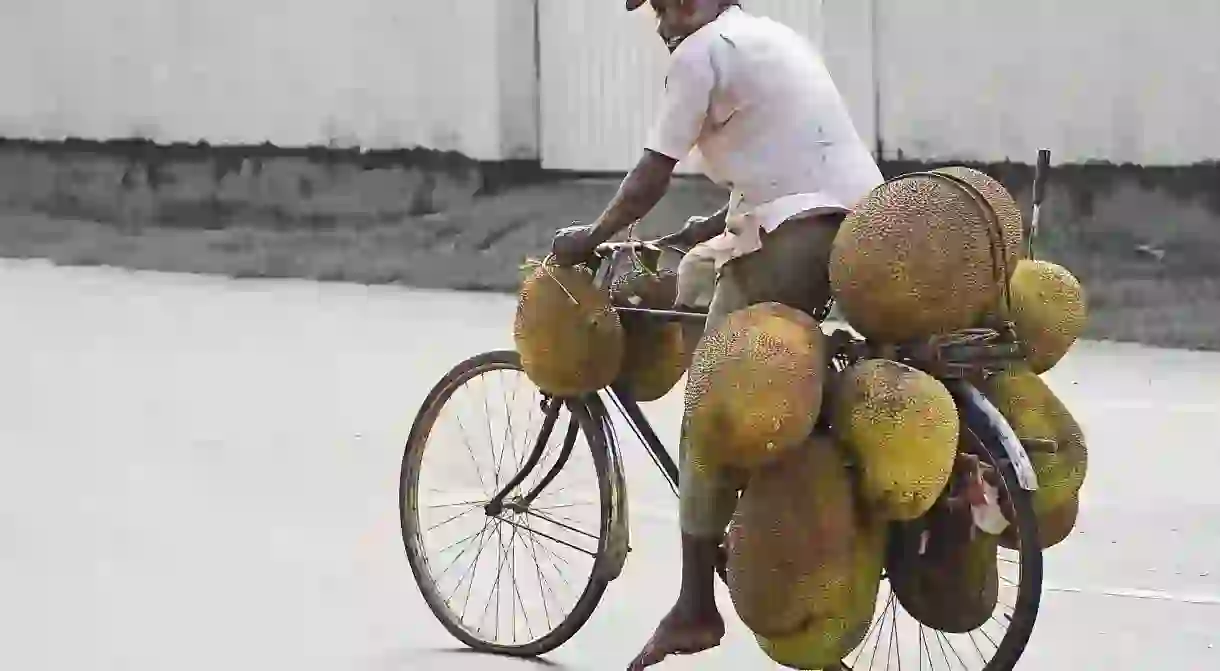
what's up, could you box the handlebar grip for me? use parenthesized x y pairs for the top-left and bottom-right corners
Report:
(1032, 149), (1051, 206)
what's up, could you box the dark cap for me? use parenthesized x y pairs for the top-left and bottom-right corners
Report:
(626, 0), (646, 9)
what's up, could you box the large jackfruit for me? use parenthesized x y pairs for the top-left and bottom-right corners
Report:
(1007, 259), (1088, 374)
(980, 366), (1088, 514)
(890, 524), (1001, 634)
(726, 434), (869, 637)
(684, 303), (827, 469)
(513, 260), (624, 397)
(609, 267), (691, 402)
(830, 359), (959, 520)
(888, 451), (1001, 634)
(829, 173), (1005, 343)
(933, 166), (1025, 280)
(753, 519), (885, 669)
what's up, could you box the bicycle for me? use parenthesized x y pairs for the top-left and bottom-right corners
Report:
(399, 154), (1054, 669)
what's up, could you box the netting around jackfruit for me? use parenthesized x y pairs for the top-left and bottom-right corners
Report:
(513, 259), (624, 397)
(830, 359), (959, 521)
(829, 172), (1010, 343)
(684, 302), (827, 470)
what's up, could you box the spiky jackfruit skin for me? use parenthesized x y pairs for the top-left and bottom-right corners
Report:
(610, 268), (691, 402)
(830, 359), (959, 521)
(933, 166), (1025, 280)
(980, 366), (1087, 515)
(513, 262), (624, 397)
(753, 518), (885, 669)
(727, 434), (864, 637)
(829, 174), (1002, 343)
(684, 303), (827, 470)
(1007, 259), (1087, 374)
(888, 501), (1000, 634)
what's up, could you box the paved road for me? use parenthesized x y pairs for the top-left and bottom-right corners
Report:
(2, 259), (1217, 670)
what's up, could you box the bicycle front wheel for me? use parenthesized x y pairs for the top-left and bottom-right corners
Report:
(399, 350), (618, 657)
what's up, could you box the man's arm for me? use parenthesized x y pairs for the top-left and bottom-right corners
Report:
(589, 42), (717, 247)
(664, 202), (729, 248)
(587, 150), (680, 247)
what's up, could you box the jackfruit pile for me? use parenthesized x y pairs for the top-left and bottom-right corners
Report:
(709, 167), (1093, 667)
(823, 165), (1091, 548)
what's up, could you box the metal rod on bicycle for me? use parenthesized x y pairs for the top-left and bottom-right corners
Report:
(485, 396), (563, 515)
(1027, 148), (1051, 260)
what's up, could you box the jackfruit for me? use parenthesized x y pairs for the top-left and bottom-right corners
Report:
(933, 166), (1025, 279)
(830, 359), (959, 520)
(684, 302), (827, 470)
(754, 518), (885, 669)
(829, 173), (1006, 343)
(887, 447), (1003, 634)
(610, 267), (691, 402)
(1002, 492), (1079, 551)
(889, 521), (1001, 634)
(980, 366), (1088, 514)
(1007, 259), (1088, 374)
(513, 260), (624, 397)
(726, 434), (868, 637)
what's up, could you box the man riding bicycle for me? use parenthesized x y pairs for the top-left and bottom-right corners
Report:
(550, 1), (884, 667)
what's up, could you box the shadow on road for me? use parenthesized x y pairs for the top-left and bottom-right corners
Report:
(415, 647), (571, 668)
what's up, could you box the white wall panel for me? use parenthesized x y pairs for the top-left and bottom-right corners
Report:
(873, 0), (1220, 164)
(0, 0), (539, 161)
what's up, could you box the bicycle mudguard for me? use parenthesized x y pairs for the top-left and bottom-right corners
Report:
(945, 380), (1039, 492)
(585, 393), (631, 582)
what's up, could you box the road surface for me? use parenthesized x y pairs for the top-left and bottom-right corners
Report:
(1, 258), (1217, 670)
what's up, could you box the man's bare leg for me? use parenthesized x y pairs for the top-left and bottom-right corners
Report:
(627, 534), (725, 670)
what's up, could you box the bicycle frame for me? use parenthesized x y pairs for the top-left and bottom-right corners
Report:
(484, 241), (1040, 522)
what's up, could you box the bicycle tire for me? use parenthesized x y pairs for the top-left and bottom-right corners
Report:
(959, 399), (1044, 670)
(399, 349), (617, 657)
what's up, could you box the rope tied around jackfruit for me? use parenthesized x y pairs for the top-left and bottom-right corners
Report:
(518, 255), (618, 330)
(905, 171), (1015, 327)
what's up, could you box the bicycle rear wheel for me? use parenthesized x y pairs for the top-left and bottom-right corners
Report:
(840, 391), (1044, 671)
(400, 350), (618, 657)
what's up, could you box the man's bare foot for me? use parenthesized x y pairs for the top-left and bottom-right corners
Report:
(627, 603), (725, 670)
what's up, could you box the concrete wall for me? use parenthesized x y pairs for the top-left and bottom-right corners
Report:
(0, 0), (538, 161)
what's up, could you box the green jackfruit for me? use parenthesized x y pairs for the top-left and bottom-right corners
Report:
(1008, 259), (1088, 373)
(610, 267), (691, 402)
(684, 303), (827, 470)
(727, 434), (868, 637)
(1003, 491), (1080, 551)
(889, 521), (1001, 634)
(980, 366), (1088, 514)
(829, 173), (1004, 343)
(513, 260), (624, 397)
(754, 519), (886, 669)
(830, 359), (959, 521)
(933, 166), (1025, 279)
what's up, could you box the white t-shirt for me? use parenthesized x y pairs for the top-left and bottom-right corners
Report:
(646, 6), (883, 266)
